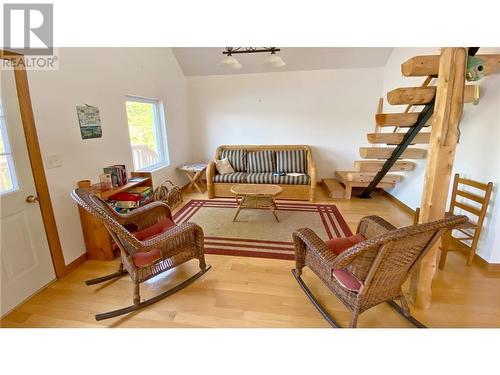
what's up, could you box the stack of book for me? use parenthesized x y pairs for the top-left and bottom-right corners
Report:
(103, 165), (127, 187)
(107, 186), (153, 212)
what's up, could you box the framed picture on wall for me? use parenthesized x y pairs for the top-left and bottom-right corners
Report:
(76, 105), (102, 139)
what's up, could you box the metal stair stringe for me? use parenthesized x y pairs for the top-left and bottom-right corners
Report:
(358, 102), (435, 198)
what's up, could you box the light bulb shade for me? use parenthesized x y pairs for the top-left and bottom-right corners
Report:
(218, 55), (242, 70)
(262, 53), (286, 68)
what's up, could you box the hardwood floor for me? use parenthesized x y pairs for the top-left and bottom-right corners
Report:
(2, 186), (499, 328)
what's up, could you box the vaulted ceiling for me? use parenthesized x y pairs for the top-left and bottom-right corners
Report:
(172, 47), (393, 76)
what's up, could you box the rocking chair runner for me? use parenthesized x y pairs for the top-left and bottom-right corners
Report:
(292, 214), (468, 328)
(71, 188), (211, 321)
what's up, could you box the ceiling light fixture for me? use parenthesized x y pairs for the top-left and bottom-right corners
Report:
(261, 50), (286, 68)
(217, 49), (242, 70)
(218, 47), (286, 70)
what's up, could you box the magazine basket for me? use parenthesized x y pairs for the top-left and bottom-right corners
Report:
(153, 179), (182, 208)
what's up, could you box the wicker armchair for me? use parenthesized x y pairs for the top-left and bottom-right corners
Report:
(71, 188), (210, 321)
(292, 214), (468, 328)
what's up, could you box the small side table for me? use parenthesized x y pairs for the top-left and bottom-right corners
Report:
(178, 163), (207, 194)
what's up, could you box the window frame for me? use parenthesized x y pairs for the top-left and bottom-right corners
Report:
(125, 95), (169, 172)
(0, 102), (20, 196)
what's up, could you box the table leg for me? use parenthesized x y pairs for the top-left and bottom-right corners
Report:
(187, 171), (204, 194)
(271, 198), (279, 222)
(232, 195), (243, 222)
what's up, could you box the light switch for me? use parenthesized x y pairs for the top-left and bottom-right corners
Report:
(45, 154), (62, 169)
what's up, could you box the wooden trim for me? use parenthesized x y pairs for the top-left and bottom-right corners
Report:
(61, 253), (87, 276)
(381, 189), (415, 216)
(1, 51), (66, 278)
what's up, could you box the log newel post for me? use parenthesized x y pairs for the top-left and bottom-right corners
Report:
(409, 47), (468, 309)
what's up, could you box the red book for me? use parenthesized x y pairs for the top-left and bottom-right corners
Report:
(109, 192), (142, 202)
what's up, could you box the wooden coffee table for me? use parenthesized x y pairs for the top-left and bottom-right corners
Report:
(230, 184), (283, 222)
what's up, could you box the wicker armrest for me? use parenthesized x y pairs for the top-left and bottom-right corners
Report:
(356, 215), (396, 239)
(293, 228), (337, 268)
(141, 222), (204, 249)
(116, 201), (173, 230)
(206, 161), (216, 182)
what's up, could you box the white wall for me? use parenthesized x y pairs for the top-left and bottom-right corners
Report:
(382, 48), (500, 263)
(27, 48), (190, 265)
(187, 68), (384, 179)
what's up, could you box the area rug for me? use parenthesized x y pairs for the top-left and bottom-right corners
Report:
(172, 199), (352, 260)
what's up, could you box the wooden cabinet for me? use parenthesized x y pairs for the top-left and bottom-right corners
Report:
(76, 171), (153, 260)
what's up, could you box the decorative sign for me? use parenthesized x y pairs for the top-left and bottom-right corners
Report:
(76, 105), (102, 139)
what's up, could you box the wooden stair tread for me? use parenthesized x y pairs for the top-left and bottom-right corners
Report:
(359, 147), (427, 159)
(322, 178), (345, 199)
(387, 85), (477, 105)
(402, 54), (500, 77)
(375, 112), (430, 127)
(367, 132), (431, 145)
(335, 171), (396, 189)
(346, 171), (403, 183)
(401, 55), (440, 77)
(354, 160), (416, 172)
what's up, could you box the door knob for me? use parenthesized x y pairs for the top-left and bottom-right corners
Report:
(26, 195), (39, 203)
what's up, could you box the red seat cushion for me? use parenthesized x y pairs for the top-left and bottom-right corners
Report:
(132, 249), (162, 268)
(332, 269), (362, 292)
(325, 233), (366, 255)
(133, 218), (176, 241)
(325, 234), (366, 292)
(130, 218), (176, 268)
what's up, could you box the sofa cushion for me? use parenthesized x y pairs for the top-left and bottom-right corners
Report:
(247, 173), (275, 184)
(247, 150), (276, 173)
(276, 150), (307, 173)
(274, 174), (310, 185)
(213, 172), (248, 183)
(221, 149), (247, 172)
(215, 158), (235, 175)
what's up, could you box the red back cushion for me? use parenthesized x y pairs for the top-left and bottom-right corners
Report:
(133, 218), (175, 241)
(325, 233), (366, 255)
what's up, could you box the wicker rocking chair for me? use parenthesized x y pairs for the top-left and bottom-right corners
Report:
(292, 214), (468, 328)
(71, 188), (211, 321)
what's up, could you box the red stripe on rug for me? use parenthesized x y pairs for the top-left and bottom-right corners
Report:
(324, 206), (341, 237)
(204, 236), (293, 245)
(201, 206), (316, 212)
(173, 199), (199, 222)
(205, 241), (294, 251)
(205, 248), (295, 261)
(332, 205), (353, 236)
(180, 203), (204, 223)
(317, 206), (333, 239)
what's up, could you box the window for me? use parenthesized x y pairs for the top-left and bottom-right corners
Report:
(125, 96), (169, 171)
(0, 100), (19, 195)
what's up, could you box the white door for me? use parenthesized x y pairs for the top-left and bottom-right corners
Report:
(1, 68), (56, 316)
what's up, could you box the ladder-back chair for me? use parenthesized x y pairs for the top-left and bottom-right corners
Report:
(415, 173), (493, 268)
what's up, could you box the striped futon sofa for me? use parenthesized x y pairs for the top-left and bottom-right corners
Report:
(207, 145), (317, 202)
